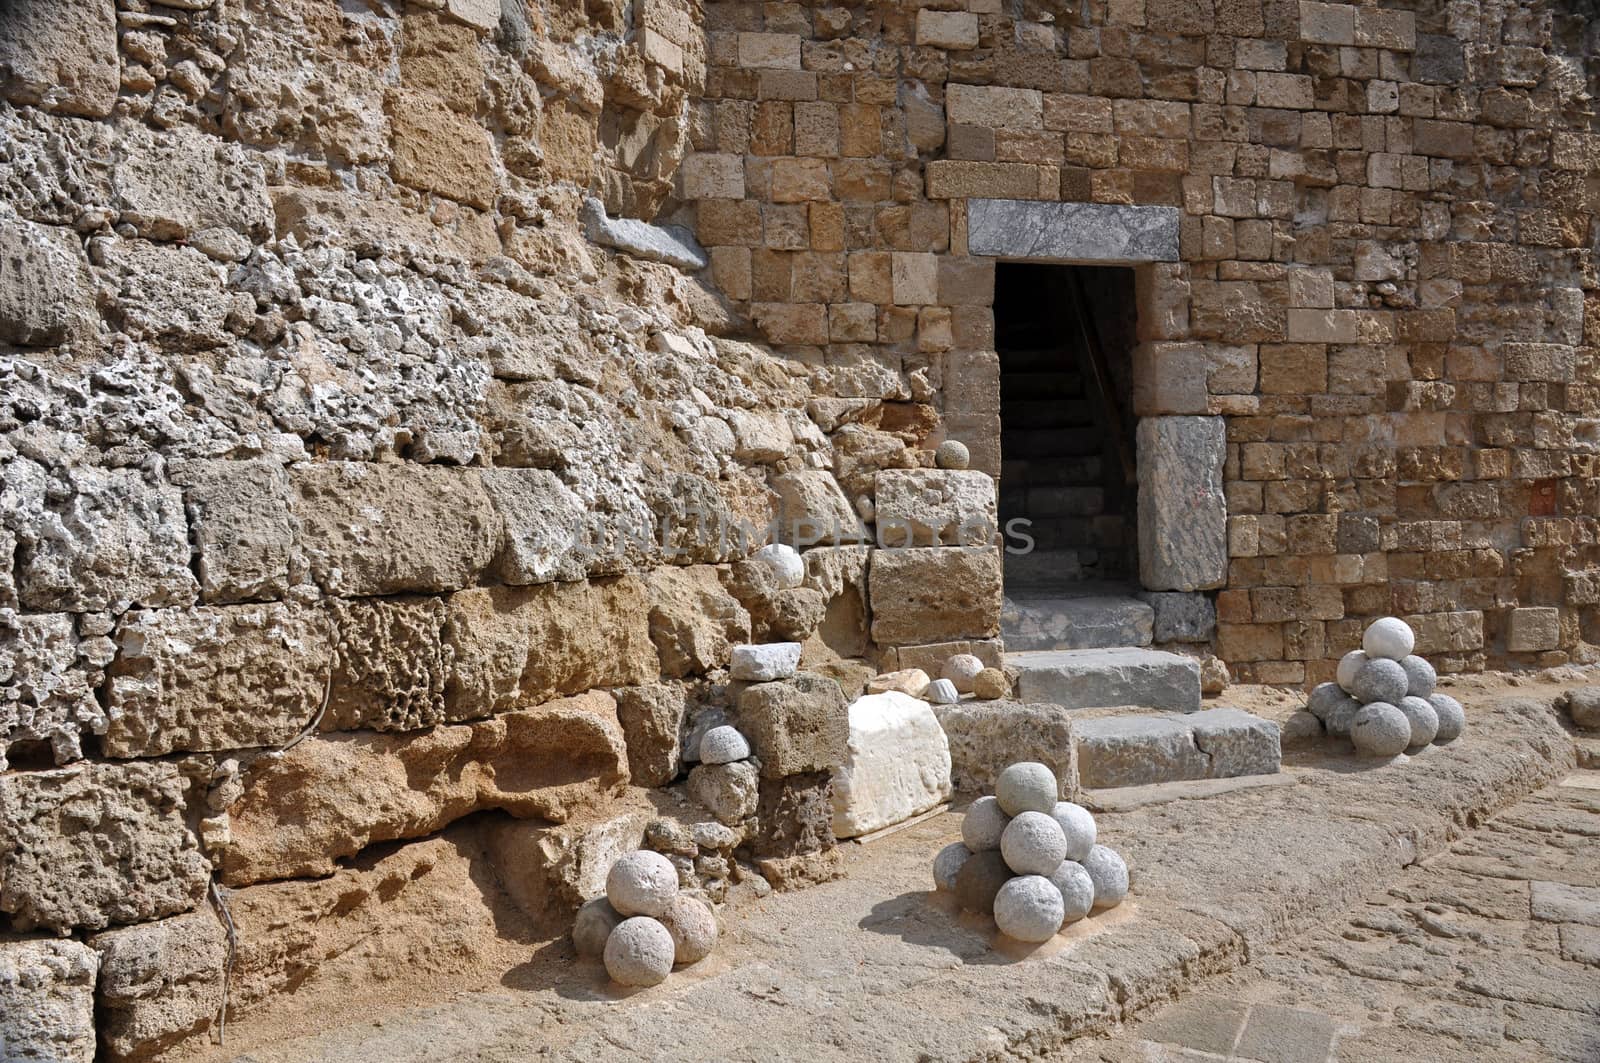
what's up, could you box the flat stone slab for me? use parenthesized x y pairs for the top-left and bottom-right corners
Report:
(1073, 708), (1282, 789)
(967, 199), (1181, 263)
(581, 197), (707, 270)
(1001, 594), (1154, 651)
(1007, 647), (1201, 713)
(1082, 772), (1297, 813)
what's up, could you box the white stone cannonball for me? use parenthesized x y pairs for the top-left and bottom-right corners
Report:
(1001, 810), (1068, 876)
(996, 761), (1058, 816)
(753, 542), (805, 589)
(699, 725), (751, 765)
(961, 795), (1011, 852)
(1048, 861), (1095, 923)
(606, 850), (680, 917)
(933, 841), (973, 892)
(993, 875), (1065, 943)
(573, 896), (622, 959)
(1307, 682), (1353, 721)
(1397, 695), (1440, 748)
(1429, 693), (1466, 743)
(1049, 801), (1097, 862)
(1325, 695), (1362, 738)
(657, 895), (718, 966)
(1082, 845), (1129, 910)
(603, 916), (676, 986)
(926, 678), (960, 705)
(1351, 657), (1409, 706)
(1336, 649), (1369, 694)
(1363, 616), (1416, 661)
(941, 653), (986, 694)
(1350, 702), (1411, 757)
(935, 439), (971, 470)
(1400, 655), (1437, 698)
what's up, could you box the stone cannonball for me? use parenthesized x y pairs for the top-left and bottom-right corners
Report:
(941, 653), (986, 694)
(1400, 655), (1437, 699)
(1001, 810), (1068, 876)
(1082, 845), (1129, 910)
(603, 916), (676, 987)
(1325, 695), (1362, 738)
(1049, 801), (1097, 862)
(972, 667), (1010, 700)
(1336, 649), (1369, 694)
(954, 850), (1013, 914)
(1048, 861), (1095, 923)
(1307, 682), (1355, 722)
(934, 841), (973, 892)
(996, 762), (1059, 816)
(1351, 657), (1409, 706)
(1428, 693), (1466, 743)
(961, 795), (1011, 852)
(1397, 695), (1440, 749)
(699, 725), (751, 765)
(1363, 616), (1416, 661)
(993, 875), (1065, 943)
(606, 850), (680, 917)
(926, 678), (960, 705)
(935, 439), (971, 470)
(573, 896), (622, 959)
(753, 542), (805, 589)
(1350, 702), (1410, 757)
(657, 895), (718, 966)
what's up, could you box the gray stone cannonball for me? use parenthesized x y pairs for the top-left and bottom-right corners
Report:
(993, 875), (1065, 943)
(603, 916), (676, 987)
(573, 896), (622, 959)
(1048, 861), (1095, 923)
(961, 795), (1011, 852)
(935, 439), (971, 470)
(941, 653), (986, 694)
(996, 761), (1059, 816)
(1307, 682), (1353, 721)
(1049, 801), (1097, 862)
(1001, 810), (1068, 876)
(1363, 616), (1416, 661)
(699, 725), (751, 765)
(1336, 649), (1369, 694)
(657, 895), (718, 966)
(1429, 693), (1466, 743)
(1350, 702), (1411, 757)
(1082, 845), (1129, 910)
(955, 850), (1013, 914)
(933, 841), (973, 892)
(1325, 694), (1362, 738)
(1397, 695), (1440, 748)
(1400, 655), (1437, 699)
(606, 850), (680, 917)
(1351, 657), (1409, 706)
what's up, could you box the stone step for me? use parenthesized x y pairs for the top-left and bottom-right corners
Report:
(1006, 647), (1201, 712)
(1073, 707), (1282, 789)
(1002, 595), (1153, 651)
(999, 399), (1096, 428)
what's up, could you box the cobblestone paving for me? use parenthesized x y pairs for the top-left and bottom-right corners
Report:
(1066, 771), (1600, 1063)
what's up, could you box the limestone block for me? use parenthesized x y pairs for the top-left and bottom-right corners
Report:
(170, 459), (293, 604)
(1507, 607), (1561, 652)
(773, 469), (863, 546)
(291, 463), (501, 597)
(1011, 648), (1201, 713)
(681, 153), (746, 199)
(0, 939), (99, 1063)
(1143, 592), (1216, 643)
(1189, 708), (1281, 777)
(874, 469), (997, 546)
(221, 691), (630, 885)
(916, 10), (979, 48)
(737, 32), (802, 70)
(967, 199), (1181, 263)
(644, 566), (750, 678)
(387, 89), (496, 208)
(932, 700), (1079, 801)
(112, 123), (274, 239)
(0, 761), (210, 932)
(90, 910), (228, 1061)
(730, 642), (802, 681)
(321, 595), (453, 732)
(868, 546), (1003, 645)
(613, 684), (688, 787)
(1074, 715), (1211, 789)
(0, 214), (85, 346)
(1137, 417), (1227, 592)
(479, 468), (588, 586)
(737, 673), (850, 779)
(946, 84), (1043, 129)
(0, 0), (117, 118)
(830, 691), (952, 839)
(866, 668), (932, 697)
(884, 639), (1005, 674)
(445, 0), (501, 30)
(1, 611), (107, 770)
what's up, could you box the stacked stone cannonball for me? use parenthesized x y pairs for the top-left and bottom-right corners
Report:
(1304, 616), (1467, 758)
(573, 850), (720, 986)
(932, 762), (1128, 943)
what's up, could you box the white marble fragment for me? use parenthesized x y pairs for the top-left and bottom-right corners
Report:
(730, 642), (802, 681)
(830, 691), (953, 838)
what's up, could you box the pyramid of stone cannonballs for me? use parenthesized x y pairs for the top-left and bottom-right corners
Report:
(1305, 616), (1466, 758)
(572, 850), (720, 987)
(931, 762), (1128, 943)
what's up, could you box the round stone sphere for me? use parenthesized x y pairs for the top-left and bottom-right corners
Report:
(753, 542), (805, 589)
(1307, 682), (1354, 721)
(935, 439), (971, 470)
(996, 762), (1058, 816)
(1363, 616), (1416, 661)
(1397, 695), (1440, 748)
(1049, 801), (1097, 862)
(603, 916), (676, 987)
(573, 896), (622, 959)
(699, 725), (750, 765)
(1351, 657), (1409, 706)
(1429, 693), (1466, 743)
(1351, 702), (1411, 757)
(1082, 845), (1129, 910)
(1336, 649), (1369, 694)
(1048, 861), (1095, 923)
(961, 795), (1010, 852)
(606, 851), (680, 917)
(942, 653), (986, 694)
(657, 895), (718, 966)
(954, 850), (1013, 914)
(993, 875), (1065, 943)
(933, 841), (973, 892)
(973, 667), (1010, 700)
(1325, 695), (1362, 738)
(1001, 810), (1068, 875)
(1400, 655), (1437, 698)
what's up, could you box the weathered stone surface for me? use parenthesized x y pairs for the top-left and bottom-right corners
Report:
(1144, 592), (1217, 644)
(0, 761), (210, 932)
(613, 683), (688, 787)
(883, 639), (1005, 674)
(1189, 708), (1282, 778)
(730, 641), (802, 681)
(1137, 417), (1227, 592)
(112, 123), (274, 240)
(0, 0), (117, 118)
(322, 595), (453, 732)
(479, 468), (588, 586)
(1009, 647), (1202, 713)
(221, 691), (630, 885)
(1564, 687), (1600, 731)
(387, 89), (496, 208)
(1075, 715), (1212, 789)
(582, 197), (707, 270)
(0, 939), (98, 1062)
(90, 910), (228, 1062)
(643, 565), (750, 678)
(1003, 593), (1155, 651)
(1, 611), (107, 769)
(753, 769), (836, 863)
(688, 759), (760, 826)
(0, 214), (85, 346)
(869, 546), (1003, 645)
(1507, 607), (1561, 652)
(831, 691), (953, 838)
(967, 199), (1181, 262)
(773, 469), (863, 546)
(933, 699), (1079, 801)
(737, 673), (850, 779)
(170, 459), (294, 605)
(874, 469), (997, 546)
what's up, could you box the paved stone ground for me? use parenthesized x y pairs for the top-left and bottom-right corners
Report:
(1061, 771), (1600, 1063)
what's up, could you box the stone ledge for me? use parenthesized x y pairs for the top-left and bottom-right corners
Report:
(967, 198), (1181, 262)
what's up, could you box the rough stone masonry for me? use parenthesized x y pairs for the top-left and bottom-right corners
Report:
(0, 0), (1596, 1058)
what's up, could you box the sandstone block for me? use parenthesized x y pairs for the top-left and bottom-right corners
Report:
(91, 910), (229, 1061)
(932, 700), (1079, 801)
(1299, 1), (1354, 45)
(925, 161), (1049, 200)
(946, 84), (1043, 130)
(1286, 307), (1359, 343)
(1, 611), (106, 769)
(869, 546), (1003, 645)
(445, 0), (501, 30)
(644, 565), (750, 678)
(112, 123), (274, 240)
(916, 10), (979, 48)
(613, 684), (687, 787)
(0, 0), (117, 118)
(682, 153), (745, 199)
(479, 468), (588, 585)
(883, 639), (1005, 674)
(874, 469), (998, 546)
(773, 470), (863, 546)
(830, 692), (953, 838)
(737, 673), (850, 779)
(170, 460), (293, 605)
(1507, 607), (1560, 652)
(484, 795), (653, 930)
(0, 939), (98, 1062)
(738, 32), (802, 69)
(1138, 417), (1227, 592)
(753, 770), (836, 864)
(322, 595), (454, 732)
(387, 89), (495, 208)
(0, 214), (84, 346)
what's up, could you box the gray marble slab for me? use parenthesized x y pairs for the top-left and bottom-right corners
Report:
(967, 198), (1180, 262)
